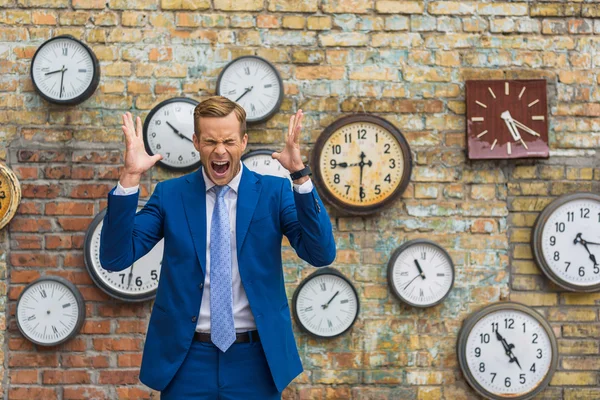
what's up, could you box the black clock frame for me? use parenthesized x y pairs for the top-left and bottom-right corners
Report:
(387, 239), (455, 308)
(310, 114), (412, 216)
(291, 267), (360, 339)
(30, 34), (100, 106)
(215, 55), (284, 124)
(16, 276), (86, 346)
(241, 148), (278, 162)
(143, 96), (202, 172)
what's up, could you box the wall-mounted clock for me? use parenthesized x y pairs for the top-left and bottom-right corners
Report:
(216, 55), (284, 124)
(387, 239), (454, 308)
(16, 276), (86, 346)
(30, 35), (100, 105)
(311, 114), (412, 216)
(457, 302), (558, 400)
(0, 163), (21, 230)
(84, 201), (164, 302)
(292, 267), (359, 338)
(532, 192), (600, 292)
(143, 97), (201, 171)
(242, 149), (292, 186)
(466, 79), (549, 160)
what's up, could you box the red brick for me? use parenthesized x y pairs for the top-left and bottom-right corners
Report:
(10, 269), (41, 283)
(8, 387), (57, 400)
(116, 320), (147, 334)
(17, 150), (67, 163)
(20, 183), (61, 198)
(16, 202), (44, 215)
(42, 370), (91, 385)
(45, 234), (74, 249)
(71, 166), (95, 179)
(8, 338), (34, 351)
(98, 304), (148, 317)
(93, 338), (142, 352)
(64, 252), (84, 267)
(56, 217), (94, 232)
(80, 286), (112, 301)
(63, 386), (108, 400)
(116, 387), (153, 399)
(45, 201), (94, 216)
(43, 166), (71, 179)
(47, 271), (93, 285)
(72, 150), (121, 163)
(10, 253), (58, 267)
(98, 370), (140, 385)
(117, 353), (143, 367)
(69, 184), (113, 198)
(62, 354), (110, 368)
(12, 166), (38, 180)
(81, 320), (111, 334)
(9, 369), (39, 384)
(9, 218), (53, 232)
(9, 353), (58, 367)
(10, 235), (43, 250)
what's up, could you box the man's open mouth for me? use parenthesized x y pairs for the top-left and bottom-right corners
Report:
(211, 160), (230, 177)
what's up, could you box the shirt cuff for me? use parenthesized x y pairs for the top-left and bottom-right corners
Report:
(293, 178), (313, 194)
(115, 181), (139, 196)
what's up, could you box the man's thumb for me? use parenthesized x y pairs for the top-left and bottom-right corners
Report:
(271, 152), (280, 160)
(152, 154), (163, 163)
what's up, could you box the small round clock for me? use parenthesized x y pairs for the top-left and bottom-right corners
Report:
(0, 163), (21, 230)
(387, 239), (454, 308)
(216, 55), (284, 123)
(242, 149), (292, 186)
(457, 302), (558, 400)
(143, 97), (201, 171)
(84, 201), (164, 302)
(311, 114), (412, 215)
(30, 34), (100, 105)
(532, 192), (600, 292)
(292, 267), (359, 338)
(16, 276), (86, 346)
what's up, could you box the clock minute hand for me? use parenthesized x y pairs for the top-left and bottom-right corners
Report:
(235, 86), (253, 102)
(321, 291), (340, 309)
(166, 121), (194, 143)
(511, 118), (540, 137)
(495, 330), (522, 370)
(501, 111), (521, 141)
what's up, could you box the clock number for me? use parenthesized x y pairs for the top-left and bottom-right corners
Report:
(530, 363), (536, 373)
(345, 185), (351, 195)
(330, 160), (337, 169)
(567, 212), (574, 222)
(344, 133), (352, 143)
(359, 188), (366, 199)
(340, 299), (348, 304)
(163, 110), (169, 116)
(522, 322), (526, 332)
(490, 372), (497, 383)
(320, 282), (326, 291)
(178, 155), (183, 161)
(389, 159), (396, 169)
(504, 377), (511, 387)
(119, 274), (125, 284)
(384, 143), (390, 154)
(491, 322), (498, 332)
(156, 144), (161, 150)
(27, 315), (36, 321)
(374, 185), (381, 195)
(579, 266), (585, 277)
(136, 277), (142, 287)
(151, 132), (156, 138)
(419, 288), (424, 297)
(375, 133), (378, 142)
(166, 152), (170, 158)
(327, 320), (333, 328)
(244, 66), (250, 75)
(480, 333), (490, 343)
(250, 104), (256, 112)
(594, 265), (599, 274)
(553, 251), (559, 261)
(151, 270), (158, 280)
(62, 47), (68, 56)
(40, 289), (47, 298)
(175, 106), (181, 112)
(52, 325), (58, 335)
(155, 120), (161, 125)
(192, 152), (197, 157)
(334, 174), (340, 184)
(580, 208), (590, 218)
(565, 261), (571, 272)
(304, 306), (313, 312)
(421, 252), (426, 261)
(475, 347), (481, 357)
(332, 145), (341, 155)
(550, 236), (556, 246)
(537, 348), (543, 358)
(555, 222), (565, 232)
(504, 318), (514, 329)
(598, 212), (600, 222)
(519, 374), (526, 385)
(384, 174), (391, 183)
(532, 333), (538, 344)
(479, 362), (485, 372)
(357, 129), (366, 140)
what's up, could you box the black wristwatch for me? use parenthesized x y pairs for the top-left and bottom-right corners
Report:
(290, 165), (312, 181)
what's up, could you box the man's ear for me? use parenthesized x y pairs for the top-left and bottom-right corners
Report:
(192, 132), (201, 152)
(241, 133), (248, 151)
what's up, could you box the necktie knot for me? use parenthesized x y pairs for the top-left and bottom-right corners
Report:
(213, 185), (230, 199)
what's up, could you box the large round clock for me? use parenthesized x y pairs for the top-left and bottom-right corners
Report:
(0, 163), (21, 230)
(16, 276), (86, 346)
(30, 35), (100, 105)
(242, 149), (292, 186)
(216, 55), (284, 123)
(387, 239), (454, 308)
(457, 302), (558, 400)
(143, 97), (201, 171)
(311, 114), (412, 215)
(292, 267), (359, 338)
(532, 192), (600, 292)
(84, 201), (164, 302)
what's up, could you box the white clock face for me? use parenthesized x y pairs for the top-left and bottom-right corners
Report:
(31, 37), (96, 102)
(242, 151), (291, 186)
(17, 278), (83, 346)
(540, 198), (600, 288)
(464, 309), (555, 398)
(144, 98), (201, 170)
(294, 272), (359, 338)
(217, 56), (283, 122)
(389, 241), (454, 307)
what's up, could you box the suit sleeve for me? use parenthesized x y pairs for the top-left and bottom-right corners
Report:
(99, 182), (164, 271)
(280, 179), (336, 267)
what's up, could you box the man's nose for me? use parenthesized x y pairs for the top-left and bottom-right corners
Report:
(215, 143), (227, 155)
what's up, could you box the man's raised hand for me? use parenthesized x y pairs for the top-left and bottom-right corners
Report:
(120, 112), (163, 187)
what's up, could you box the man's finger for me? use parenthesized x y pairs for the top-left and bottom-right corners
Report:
(136, 116), (142, 138)
(288, 114), (296, 137)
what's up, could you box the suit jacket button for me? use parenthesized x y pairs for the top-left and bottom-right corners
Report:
(198, 283), (204, 290)
(191, 316), (197, 322)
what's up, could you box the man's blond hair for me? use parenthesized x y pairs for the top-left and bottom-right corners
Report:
(193, 96), (246, 137)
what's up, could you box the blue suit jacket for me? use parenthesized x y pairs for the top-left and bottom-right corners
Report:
(99, 165), (336, 392)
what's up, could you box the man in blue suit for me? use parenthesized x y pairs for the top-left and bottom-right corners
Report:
(99, 96), (336, 399)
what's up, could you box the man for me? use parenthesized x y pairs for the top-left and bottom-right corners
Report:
(99, 96), (336, 399)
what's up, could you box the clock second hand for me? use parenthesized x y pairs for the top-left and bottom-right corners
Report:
(127, 262), (135, 289)
(59, 65), (66, 99)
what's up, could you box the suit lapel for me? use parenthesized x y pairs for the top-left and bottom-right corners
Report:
(236, 165), (261, 256)
(181, 168), (208, 276)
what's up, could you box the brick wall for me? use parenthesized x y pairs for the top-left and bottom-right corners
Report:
(1, 1), (600, 399)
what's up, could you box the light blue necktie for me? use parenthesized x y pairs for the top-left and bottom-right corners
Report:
(210, 185), (235, 352)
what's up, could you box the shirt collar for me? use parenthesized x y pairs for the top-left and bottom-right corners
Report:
(202, 161), (243, 194)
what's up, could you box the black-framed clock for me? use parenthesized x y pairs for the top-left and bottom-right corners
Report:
(84, 201), (164, 302)
(242, 149), (292, 185)
(143, 97), (201, 171)
(216, 55), (284, 124)
(292, 267), (359, 338)
(387, 239), (455, 308)
(311, 114), (412, 216)
(16, 276), (86, 346)
(457, 302), (558, 400)
(531, 192), (600, 292)
(0, 163), (21, 231)
(30, 34), (100, 105)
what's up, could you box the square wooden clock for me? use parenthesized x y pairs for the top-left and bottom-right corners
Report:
(466, 79), (549, 160)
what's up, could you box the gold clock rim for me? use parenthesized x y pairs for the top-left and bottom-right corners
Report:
(0, 163), (22, 231)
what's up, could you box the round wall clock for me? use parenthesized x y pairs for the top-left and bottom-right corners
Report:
(216, 55), (283, 123)
(143, 97), (201, 171)
(242, 149), (292, 186)
(0, 163), (21, 230)
(84, 201), (164, 302)
(457, 302), (558, 400)
(387, 239), (454, 308)
(16, 276), (86, 346)
(311, 114), (412, 215)
(30, 34), (100, 105)
(532, 192), (600, 292)
(292, 267), (359, 338)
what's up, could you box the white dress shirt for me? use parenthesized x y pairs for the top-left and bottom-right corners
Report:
(114, 163), (313, 333)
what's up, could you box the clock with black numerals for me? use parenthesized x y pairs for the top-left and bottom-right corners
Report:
(457, 302), (558, 400)
(242, 149), (292, 186)
(0, 163), (21, 231)
(292, 268), (359, 338)
(387, 239), (455, 308)
(16, 276), (86, 346)
(143, 97), (201, 171)
(216, 55), (284, 123)
(30, 35), (100, 105)
(311, 114), (412, 216)
(84, 201), (164, 302)
(532, 192), (600, 292)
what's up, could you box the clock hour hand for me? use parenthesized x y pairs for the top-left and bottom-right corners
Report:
(334, 162), (359, 168)
(495, 330), (522, 370)
(574, 233), (599, 266)
(501, 111), (521, 141)
(235, 86), (253, 102)
(45, 68), (65, 76)
(166, 121), (194, 143)
(414, 259), (426, 280)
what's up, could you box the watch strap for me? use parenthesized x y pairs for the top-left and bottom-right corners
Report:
(290, 165), (312, 180)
